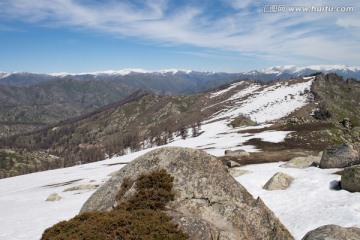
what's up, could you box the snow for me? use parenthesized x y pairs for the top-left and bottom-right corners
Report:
(0, 151), (148, 240)
(50, 69), (151, 77)
(210, 79), (313, 123)
(251, 65), (360, 75)
(0, 72), (10, 79)
(209, 81), (245, 98)
(49, 69), (193, 77)
(236, 162), (360, 239)
(0, 76), (359, 240)
(1, 122), (359, 240)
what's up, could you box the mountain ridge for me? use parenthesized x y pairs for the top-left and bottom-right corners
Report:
(4, 73), (360, 178)
(1, 65), (359, 86)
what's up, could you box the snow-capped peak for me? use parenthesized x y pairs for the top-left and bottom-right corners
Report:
(50, 69), (150, 77)
(0, 72), (10, 79)
(247, 65), (360, 76)
(49, 69), (193, 77)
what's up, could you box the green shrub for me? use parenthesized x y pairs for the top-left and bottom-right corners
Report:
(117, 169), (175, 211)
(41, 169), (188, 240)
(41, 209), (187, 240)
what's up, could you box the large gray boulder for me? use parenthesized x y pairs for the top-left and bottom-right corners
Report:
(341, 165), (360, 192)
(81, 147), (294, 240)
(302, 225), (360, 240)
(320, 143), (360, 168)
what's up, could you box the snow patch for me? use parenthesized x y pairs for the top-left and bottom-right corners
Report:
(236, 162), (360, 239)
(209, 81), (245, 98)
(210, 79), (313, 123)
(50, 69), (193, 77)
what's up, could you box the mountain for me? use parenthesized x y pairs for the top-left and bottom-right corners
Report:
(0, 78), (136, 137)
(0, 70), (242, 137)
(0, 65), (359, 141)
(1, 73), (360, 240)
(3, 73), (360, 178)
(1, 65), (359, 87)
(245, 65), (360, 81)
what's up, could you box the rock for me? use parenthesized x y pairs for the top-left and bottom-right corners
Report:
(340, 118), (352, 129)
(341, 165), (360, 192)
(81, 147), (294, 240)
(302, 225), (360, 240)
(227, 168), (252, 177)
(287, 116), (307, 125)
(225, 160), (241, 168)
(320, 143), (360, 168)
(280, 156), (320, 169)
(63, 184), (99, 192)
(107, 171), (118, 177)
(263, 172), (294, 190)
(228, 115), (256, 128)
(315, 151), (323, 166)
(329, 180), (342, 190)
(224, 149), (250, 158)
(46, 193), (62, 202)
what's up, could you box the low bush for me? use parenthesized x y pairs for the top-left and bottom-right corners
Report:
(117, 169), (175, 211)
(41, 169), (187, 240)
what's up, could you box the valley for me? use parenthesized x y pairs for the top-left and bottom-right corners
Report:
(0, 70), (360, 240)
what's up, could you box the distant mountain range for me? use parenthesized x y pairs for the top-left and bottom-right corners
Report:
(1, 65), (359, 87)
(245, 65), (360, 81)
(0, 65), (359, 138)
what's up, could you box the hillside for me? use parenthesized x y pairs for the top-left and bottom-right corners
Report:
(0, 78), (293, 178)
(0, 89), (211, 178)
(0, 79), (135, 137)
(0, 73), (359, 240)
(1, 73), (360, 179)
(1, 66), (359, 138)
(0, 72), (241, 137)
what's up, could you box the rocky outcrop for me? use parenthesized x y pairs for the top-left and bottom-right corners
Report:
(81, 147), (294, 240)
(263, 172), (294, 190)
(320, 143), (360, 168)
(302, 225), (360, 240)
(46, 193), (61, 202)
(280, 155), (320, 169)
(341, 166), (360, 192)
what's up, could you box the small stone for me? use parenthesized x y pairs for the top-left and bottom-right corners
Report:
(63, 184), (99, 192)
(263, 172), (294, 190)
(46, 193), (62, 202)
(227, 168), (252, 177)
(226, 160), (241, 168)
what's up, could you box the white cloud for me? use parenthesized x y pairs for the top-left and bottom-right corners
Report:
(337, 18), (360, 28)
(0, 0), (359, 65)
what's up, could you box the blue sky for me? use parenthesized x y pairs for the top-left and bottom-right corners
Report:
(0, 0), (359, 73)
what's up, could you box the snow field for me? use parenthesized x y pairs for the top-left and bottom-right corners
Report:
(210, 79), (314, 123)
(236, 162), (360, 239)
